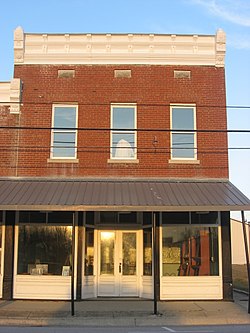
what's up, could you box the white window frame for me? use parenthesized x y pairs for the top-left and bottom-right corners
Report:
(110, 103), (137, 160)
(50, 104), (78, 160)
(170, 104), (197, 160)
(159, 212), (223, 300)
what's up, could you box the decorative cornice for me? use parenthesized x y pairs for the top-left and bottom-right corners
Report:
(0, 82), (11, 104)
(0, 79), (22, 114)
(13, 27), (226, 67)
(14, 26), (24, 63)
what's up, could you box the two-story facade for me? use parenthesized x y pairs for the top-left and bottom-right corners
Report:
(0, 27), (249, 301)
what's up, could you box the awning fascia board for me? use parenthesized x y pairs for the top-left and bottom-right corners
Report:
(0, 205), (249, 212)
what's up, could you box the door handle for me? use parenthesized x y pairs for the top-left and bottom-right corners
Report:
(119, 263), (122, 273)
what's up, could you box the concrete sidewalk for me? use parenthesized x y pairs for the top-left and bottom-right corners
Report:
(0, 292), (249, 327)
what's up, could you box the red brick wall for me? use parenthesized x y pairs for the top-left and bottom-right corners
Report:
(0, 105), (20, 177)
(2, 64), (228, 178)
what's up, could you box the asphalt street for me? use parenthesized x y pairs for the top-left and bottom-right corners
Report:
(0, 326), (250, 333)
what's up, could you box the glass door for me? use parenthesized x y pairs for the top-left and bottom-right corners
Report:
(97, 230), (139, 297)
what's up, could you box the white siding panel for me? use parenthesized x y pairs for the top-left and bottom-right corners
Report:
(160, 276), (223, 300)
(14, 275), (72, 300)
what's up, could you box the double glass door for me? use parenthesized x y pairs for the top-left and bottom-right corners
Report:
(97, 230), (139, 297)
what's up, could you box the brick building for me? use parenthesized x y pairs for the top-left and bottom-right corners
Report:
(0, 27), (249, 301)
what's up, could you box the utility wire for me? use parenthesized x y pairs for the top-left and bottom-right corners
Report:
(0, 126), (250, 133)
(1, 101), (250, 108)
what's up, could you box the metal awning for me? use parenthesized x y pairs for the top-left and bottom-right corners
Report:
(0, 178), (249, 212)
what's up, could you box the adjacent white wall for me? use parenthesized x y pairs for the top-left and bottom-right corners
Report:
(231, 218), (249, 265)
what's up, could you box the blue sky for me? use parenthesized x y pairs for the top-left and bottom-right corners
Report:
(1, 0), (250, 220)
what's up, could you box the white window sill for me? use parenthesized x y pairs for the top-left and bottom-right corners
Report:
(168, 159), (200, 164)
(47, 158), (79, 163)
(107, 159), (139, 164)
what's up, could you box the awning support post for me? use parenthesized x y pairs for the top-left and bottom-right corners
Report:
(153, 212), (158, 315)
(71, 213), (75, 316)
(241, 211), (250, 314)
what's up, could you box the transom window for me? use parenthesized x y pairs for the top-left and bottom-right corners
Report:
(171, 105), (197, 159)
(51, 104), (78, 159)
(111, 104), (137, 159)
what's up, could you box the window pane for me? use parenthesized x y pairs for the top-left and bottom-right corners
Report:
(85, 229), (94, 276)
(100, 212), (117, 224)
(54, 107), (76, 129)
(143, 228), (152, 275)
(99, 212), (137, 224)
(191, 212), (219, 225)
(86, 212), (95, 225)
(123, 233), (136, 275)
(172, 107), (194, 130)
(172, 133), (195, 158)
(162, 212), (190, 224)
(48, 211), (73, 224)
(113, 107), (135, 129)
(100, 232), (114, 275)
(119, 212), (137, 224)
(162, 226), (219, 277)
(143, 212), (152, 225)
(17, 226), (72, 275)
(53, 132), (76, 158)
(19, 211), (46, 224)
(112, 133), (135, 158)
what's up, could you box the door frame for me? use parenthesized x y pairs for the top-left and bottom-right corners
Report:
(97, 229), (141, 297)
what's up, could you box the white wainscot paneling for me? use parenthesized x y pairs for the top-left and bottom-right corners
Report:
(160, 276), (223, 300)
(14, 275), (73, 300)
(140, 276), (153, 299)
(97, 275), (117, 296)
(82, 275), (96, 299)
(120, 275), (139, 297)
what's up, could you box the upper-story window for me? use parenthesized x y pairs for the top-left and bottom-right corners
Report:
(51, 104), (78, 159)
(170, 105), (197, 160)
(111, 104), (137, 159)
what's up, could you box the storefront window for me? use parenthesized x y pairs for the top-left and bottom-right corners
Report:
(17, 225), (72, 276)
(143, 228), (152, 275)
(99, 212), (137, 224)
(84, 228), (94, 276)
(162, 226), (219, 276)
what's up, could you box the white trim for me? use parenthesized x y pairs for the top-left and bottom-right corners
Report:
(14, 29), (226, 67)
(50, 104), (78, 160)
(0, 82), (11, 104)
(96, 230), (140, 297)
(13, 224), (78, 300)
(110, 103), (137, 160)
(82, 227), (97, 299)
(170, 104), (197, 161)
(159, 214), (223, 300)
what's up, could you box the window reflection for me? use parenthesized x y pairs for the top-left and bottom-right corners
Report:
(84, 228), (94, 276)
(100, 232), (114, 275)
(162, 226), (219, 276)
(17, 226), (72, 276)
(111, 105), (136, 159)
(143, 228), (152, 275)
(122, 233), (136, 275)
